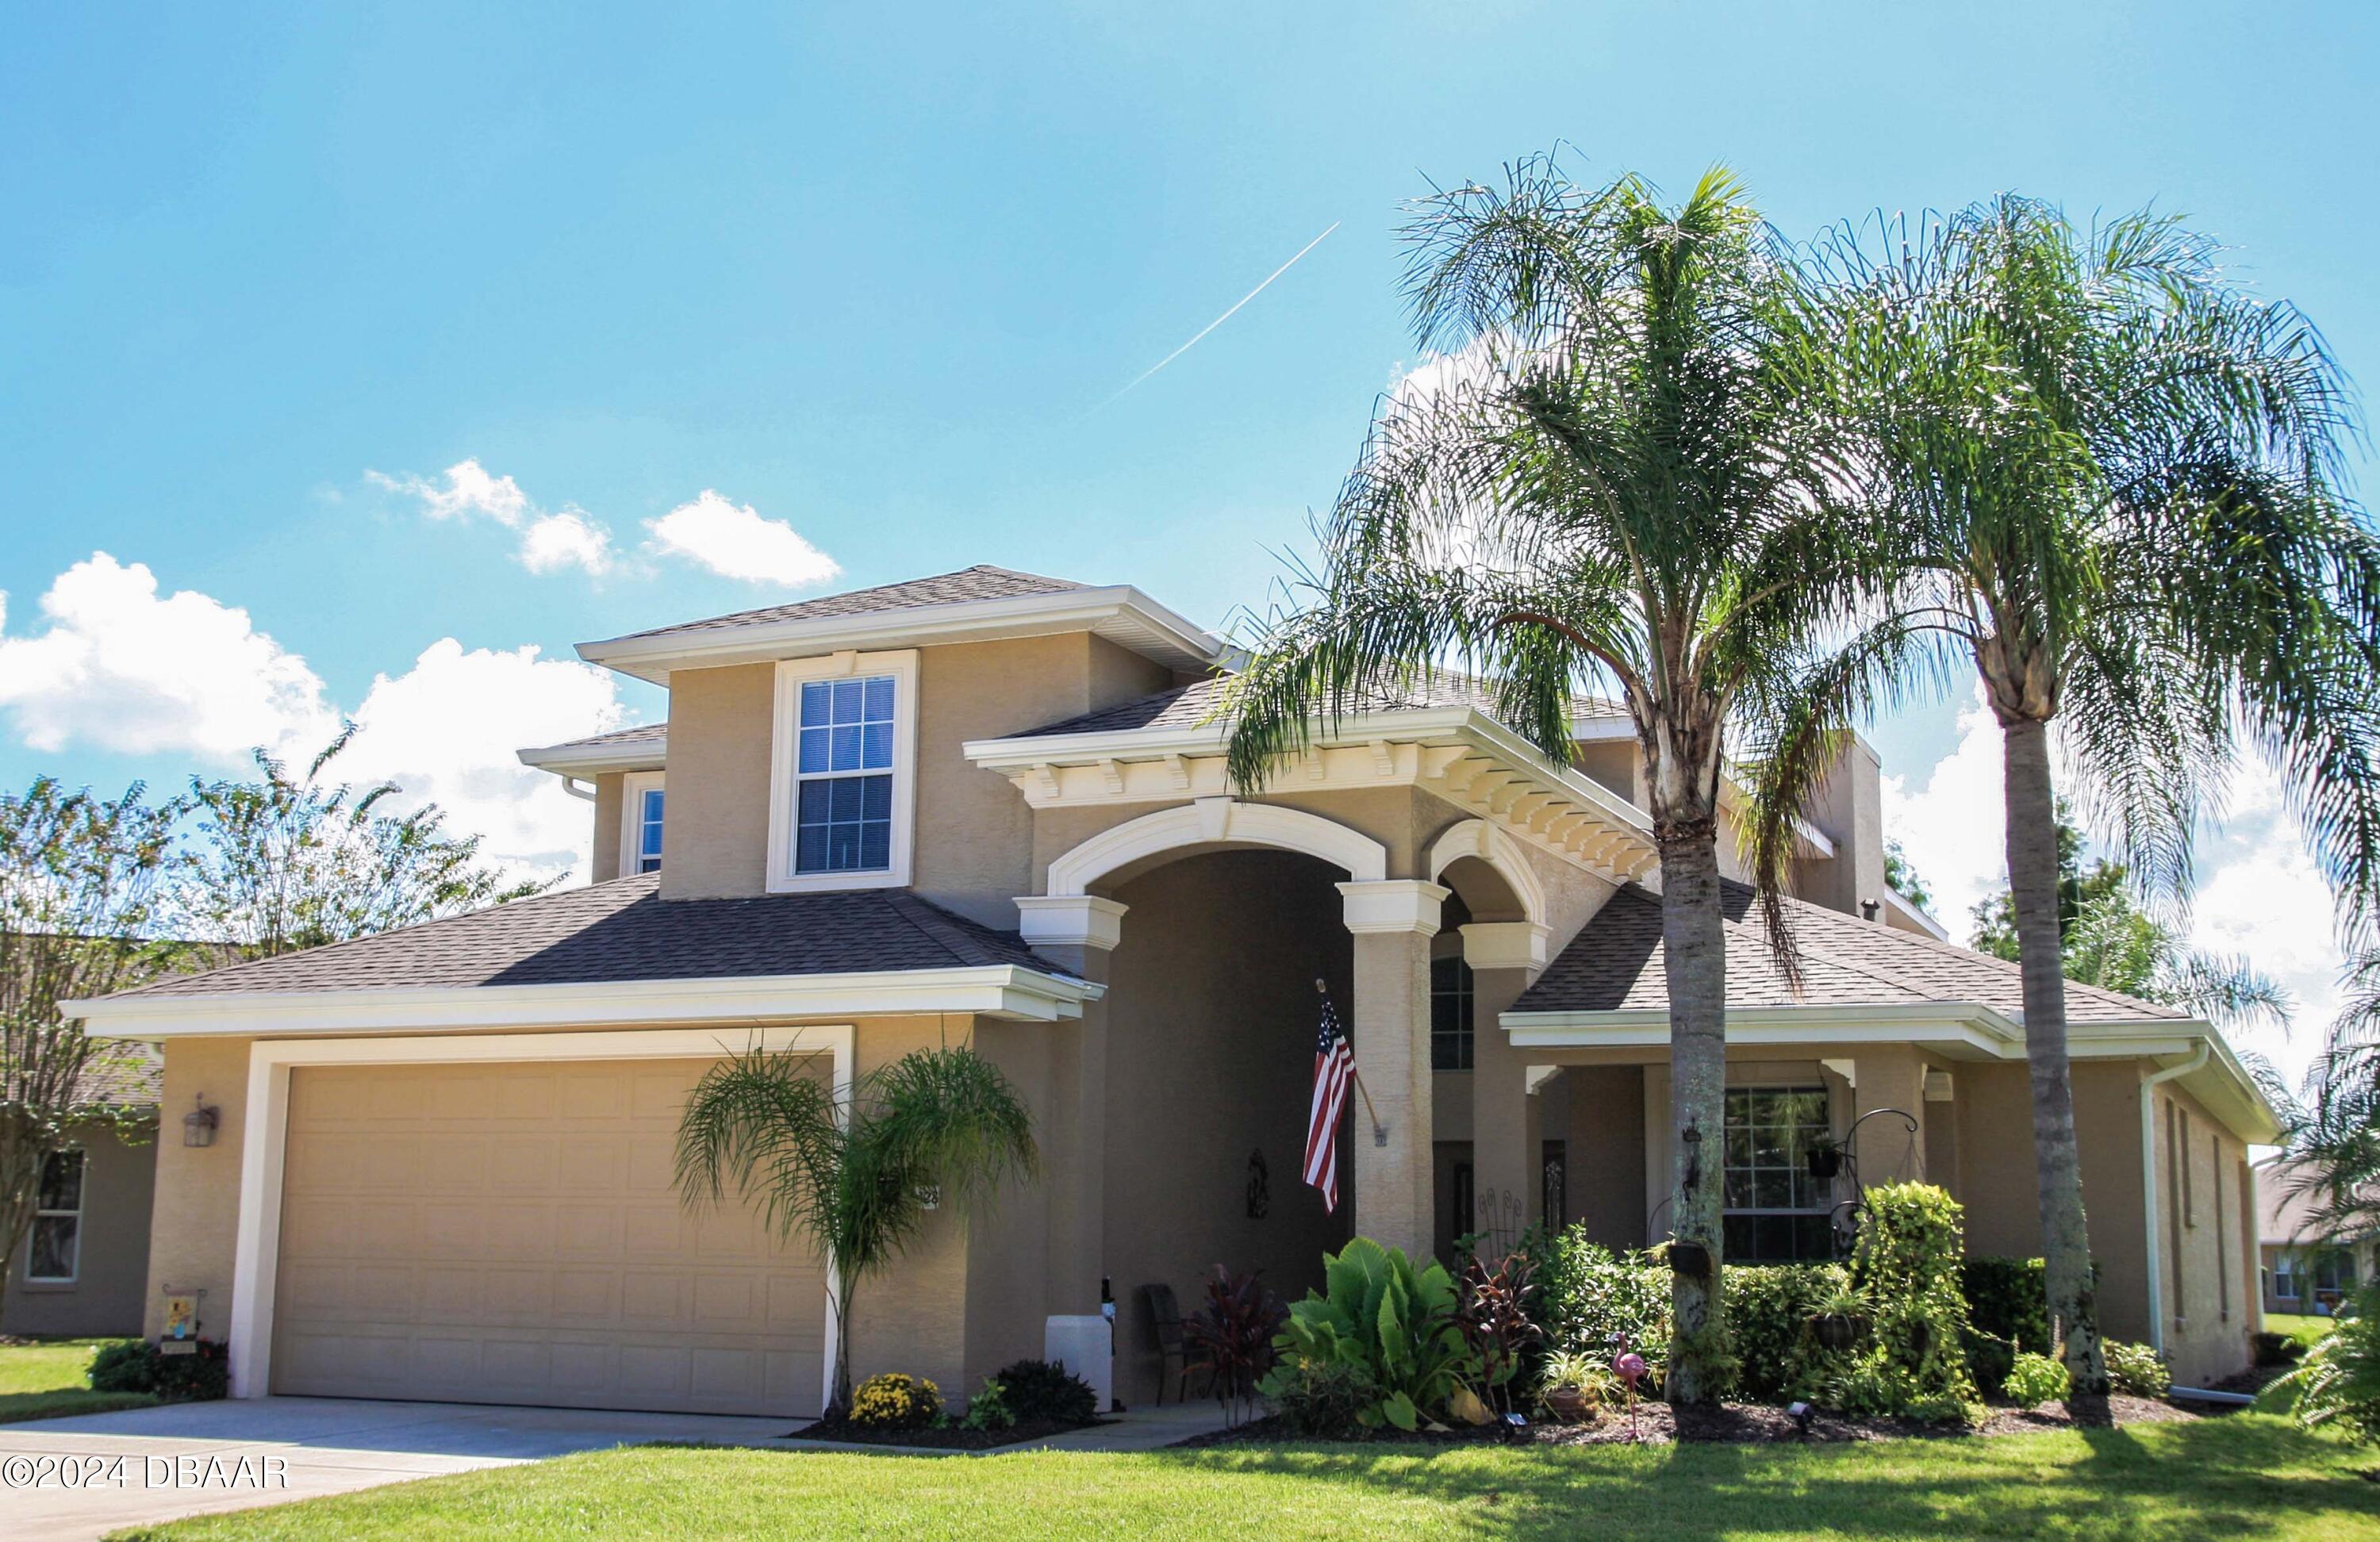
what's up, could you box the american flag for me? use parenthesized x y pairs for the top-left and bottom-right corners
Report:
(1303, 990), (1355, 1212)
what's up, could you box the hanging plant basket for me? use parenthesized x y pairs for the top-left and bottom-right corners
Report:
(1812, 1312), (1863, 1352)
(1806, 1142), (1844, 1180)
(1668, 1241), (1712, 1279)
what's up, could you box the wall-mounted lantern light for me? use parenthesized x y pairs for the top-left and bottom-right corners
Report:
(182, 1095), (220, 1148)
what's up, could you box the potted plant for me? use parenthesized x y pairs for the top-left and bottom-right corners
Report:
(1810, 1285), (1865, 1352)
(1806, 1136), (1845, 1181)
(1536, 1350), (1611, 1424)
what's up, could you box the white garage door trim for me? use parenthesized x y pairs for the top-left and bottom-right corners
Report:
(228, 1025), (851, 1411)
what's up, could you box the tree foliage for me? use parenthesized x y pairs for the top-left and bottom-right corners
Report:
(177, 727), (551, 959)
(674, 1041), (1038, 1415)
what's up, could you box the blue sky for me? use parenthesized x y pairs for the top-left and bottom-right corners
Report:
(2, 2), (2372, 1078)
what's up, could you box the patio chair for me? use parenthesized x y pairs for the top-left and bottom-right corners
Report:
(1142, 1282), (1200, 1405)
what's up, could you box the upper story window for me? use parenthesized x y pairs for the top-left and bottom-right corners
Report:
(1430, 956), (1474, 1071)
(621, 771), (665, 876)
(768, 650), (919, 892)
(29, 1149), (84, 1283)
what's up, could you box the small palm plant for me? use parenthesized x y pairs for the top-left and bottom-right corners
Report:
(2261, 1284), (2380, 1441)
(674, 1042), (1037, 1417)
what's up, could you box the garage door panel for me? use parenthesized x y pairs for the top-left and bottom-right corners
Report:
(271, 1057), (825, 1416)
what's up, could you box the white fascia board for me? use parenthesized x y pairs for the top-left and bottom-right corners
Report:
(2070, 1016), (2280, 1144)
(576, 586), (1225, 684)
(1882, 888), (1950, 941)
(516, 736), (669, 775)
(67, 965), (1104, 1039)
(1502, 1000), (2017, 1054)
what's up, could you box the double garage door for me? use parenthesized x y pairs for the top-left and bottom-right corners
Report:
(271, 1058), (826, 1417)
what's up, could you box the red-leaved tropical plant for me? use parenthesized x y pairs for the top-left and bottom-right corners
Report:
(1455, 1251), (1545, 1415)
(1182, 1265), (1287, 1427)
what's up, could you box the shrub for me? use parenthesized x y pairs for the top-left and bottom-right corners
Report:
(89, 1339), (157, 1394)
(1181, 1267), (1286, 1425)
(89, 1339), (228, 1402)
(1259, 1237), (1477, 1431)
(2105, 1341), (2171, 1398)
(2263, 1285), (2380, 1442)
(1726, 1263), (1850, 1402)
(1270, 1356), (1380, 1437)
(848, 1372), (942, 1429)
(992, 1359), (1098, 1425)
(2004, 1351), (2070, 1407)
(1538, 1234), (1670, 1390)
(2253, 1331), (2306, 1367)
(959, 1377), (1015, 1433)
(1819, 1183), (1979, 1423)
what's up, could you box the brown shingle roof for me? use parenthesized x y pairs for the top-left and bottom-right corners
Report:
(617, 566), (1087, 642)
(68, 1041), (162, 1107)
(1512, 880), (2185, 1022)
(102, 875), (1073, 999)
(533, 723), (668, 754)
(1017, 673), (1629, 738)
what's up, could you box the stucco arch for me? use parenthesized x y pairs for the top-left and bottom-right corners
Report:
(1044, 796), (1388, 896)
(1426, 817), (1548, 925)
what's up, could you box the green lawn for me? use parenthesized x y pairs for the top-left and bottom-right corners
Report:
(2267, 1312), (2343, 1353)
(119, 1414), (2380, 1540)
(0, 1337), (158, 1424)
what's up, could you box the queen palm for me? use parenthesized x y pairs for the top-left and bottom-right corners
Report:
(1223, 161), (1863, 1403)
(675, 1042), (1037, 1416)
(1749, 196), (2380, 1398)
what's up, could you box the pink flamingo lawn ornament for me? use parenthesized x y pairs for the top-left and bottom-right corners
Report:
(1613, 1337), (1649, 1442)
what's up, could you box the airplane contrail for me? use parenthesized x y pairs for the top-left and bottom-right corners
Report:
(1104, 221), (1341, 404)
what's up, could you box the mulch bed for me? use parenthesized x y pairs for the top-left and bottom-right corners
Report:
(791, 1417), (1112, 1450)
(1172, 1395), (2191, 1450)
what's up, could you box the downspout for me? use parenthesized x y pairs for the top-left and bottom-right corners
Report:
(558, 775), (597, 803)
(2139, 1041), (2210, 1356)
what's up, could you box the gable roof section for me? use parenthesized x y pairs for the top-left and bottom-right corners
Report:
(1018, 673), (1630, 739)
(576, 566), (1224, 683)
(1512, 880), (2183, 1022)
(617, 565), (1085, 641)
(93, 874), (1071, 999)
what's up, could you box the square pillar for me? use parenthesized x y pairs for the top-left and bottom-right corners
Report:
(1463, 922), (1552, 1245)
(1847, 1046), (1929, 1191)
(1014, 896), (1127, 1314)
(1339, 880), (1447, 1260)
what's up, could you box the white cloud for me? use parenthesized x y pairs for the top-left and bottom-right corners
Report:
(370, 458), (616, 577)
(646, 489), (841, 587)
(0, 554), (340, 758)
(1881, 686), (2346, 1088)
(0, 553), (628, 886)
(517, 508), (614, 576)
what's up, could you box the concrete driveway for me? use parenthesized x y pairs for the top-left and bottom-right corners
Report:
(0, 1397), (794, 1541)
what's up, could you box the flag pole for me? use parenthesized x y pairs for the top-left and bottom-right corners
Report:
(1315, 976), (1386, 1142)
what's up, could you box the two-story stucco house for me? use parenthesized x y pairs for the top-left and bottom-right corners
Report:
(69, 564), (2277, 1412)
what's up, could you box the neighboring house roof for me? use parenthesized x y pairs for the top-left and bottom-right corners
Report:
(67, 1040), (162, 1109)
(96, 874), (1072, 998)
(1512, 880), (2185, 1023)
(1018, 673), (1630, 739)
(2256, 1157), (2378, 1248)
(615, 565), (1088, 641)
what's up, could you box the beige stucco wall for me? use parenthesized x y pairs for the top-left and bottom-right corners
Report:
(5, 1116), (159, 1338)
(1553, 1064), (1647, 1247)
(657, 663), (776, 900)
(2152, 1079), (2257, 1386)
(1790, 738), (1888, 920)
(1098, 850), (1355, 1404)
(143, 1037), (253, 1338)
(590, 770), (627, 884)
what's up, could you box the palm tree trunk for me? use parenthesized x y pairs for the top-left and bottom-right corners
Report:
(828, 1275), (855, 1418)
(1659, 811), (1730, 1406)
(1998, 714), (2111, 1402)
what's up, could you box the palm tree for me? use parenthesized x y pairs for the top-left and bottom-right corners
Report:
(674, 1042), (1038, 1416)
(1749, 195), (2380, 1398)
(1222, 159), (1864, 1403)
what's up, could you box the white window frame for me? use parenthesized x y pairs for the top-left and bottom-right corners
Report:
(620, 770), (666, 876)
(766, 649), (919, 893)
(28, 1148), (86, 1284)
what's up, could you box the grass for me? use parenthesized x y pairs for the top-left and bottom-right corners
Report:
(119, 1414), (2380, 1540)
(2268, 1312), (2344, 1353)
(0, 1337), (157, 1424)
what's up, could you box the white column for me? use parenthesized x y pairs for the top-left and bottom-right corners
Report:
(1338, 880), (1447, 1260)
